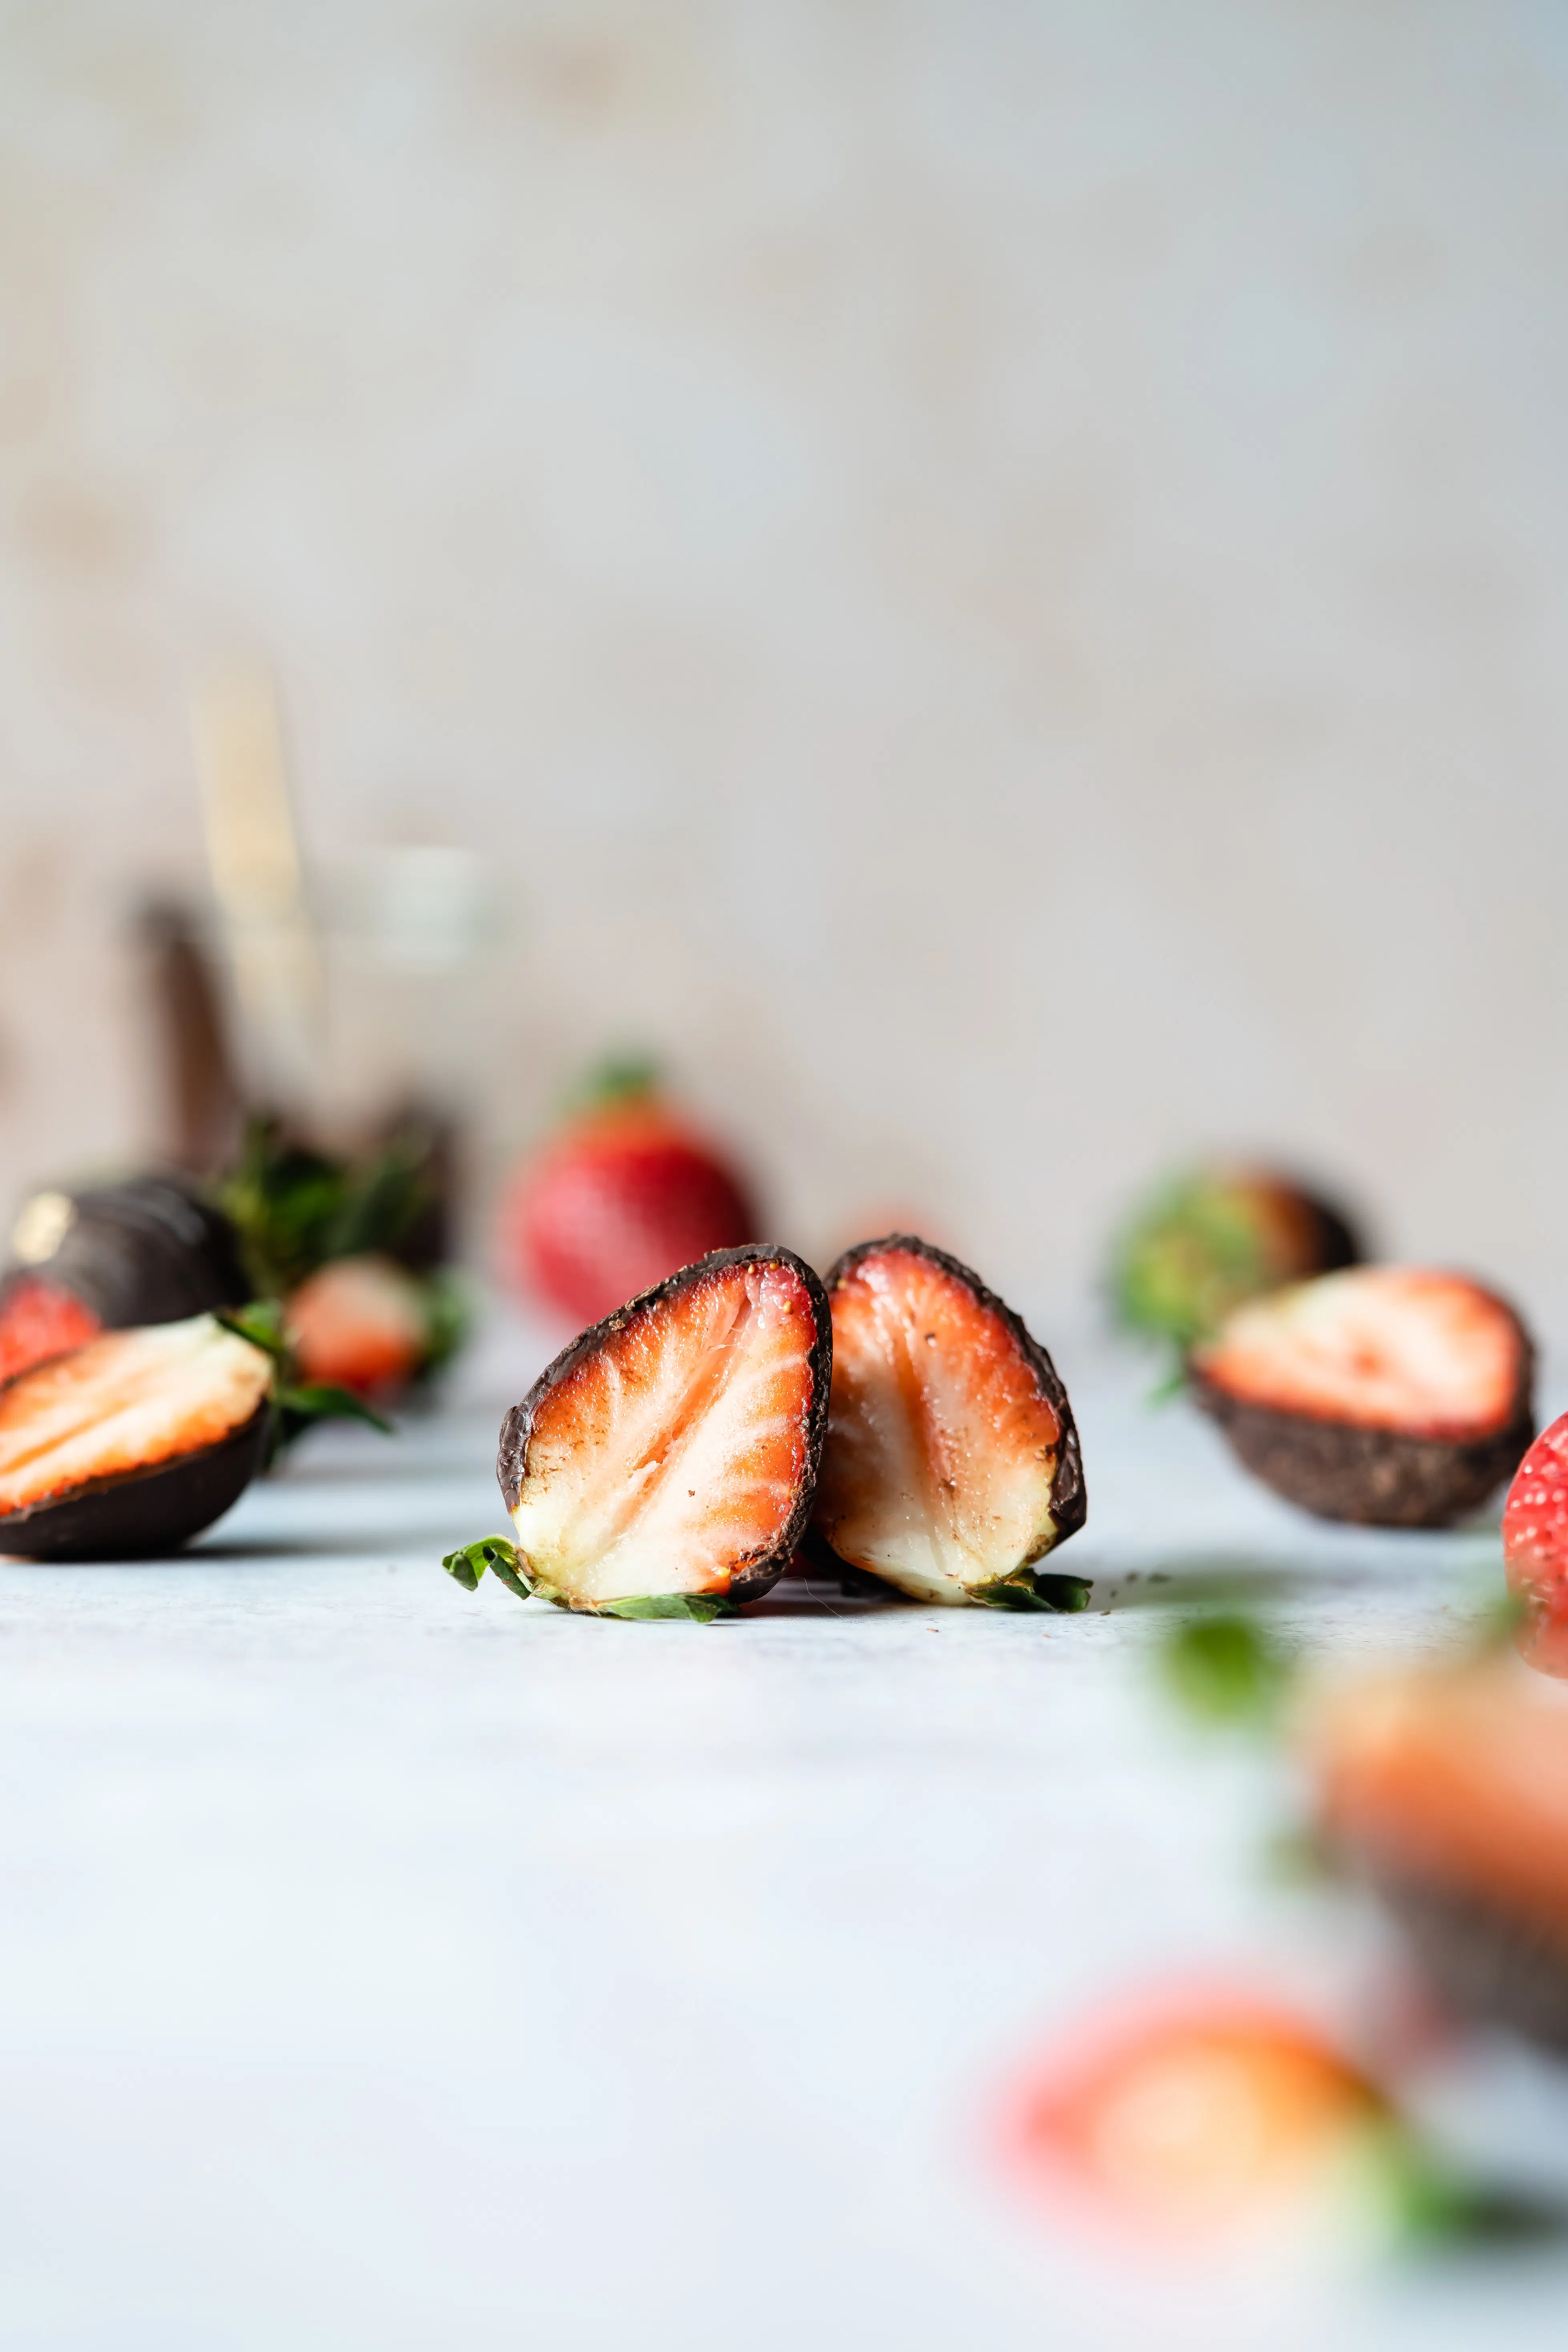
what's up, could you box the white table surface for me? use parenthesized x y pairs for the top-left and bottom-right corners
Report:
(2, 1310), (1566, 2351)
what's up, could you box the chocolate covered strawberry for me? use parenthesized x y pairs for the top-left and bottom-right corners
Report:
(810, 1235), (1086, 1608)
(445, 1244), (829, 1618)
(1312, 1660), (1568, 2052)
(497, 1060), (758, 1329)
(1502, 1412), (1568, 1678)
(0, 1174), (249, 1386)
(0, 1303), (390, 1560)
(0, 1314), (275, 1560)
(1191, 1268), (1533, 1526)
(1110, 1164), (1361, 1351)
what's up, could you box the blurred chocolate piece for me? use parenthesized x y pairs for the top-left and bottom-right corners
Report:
(0, 1172), (250, 1388)
(137, 897), (246, 1173)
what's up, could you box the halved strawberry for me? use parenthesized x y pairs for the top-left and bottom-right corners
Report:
(446, 1244), (830, 1618)
(1502, 1413), (1568, 1678)
(809, 1236), (1086, 1608)
(1311, 1662), (1568, 2051)
(285, 1253), (432, 1399)
(1190, 1268), (1533, 1526)
(0, 1314), (274, 1560)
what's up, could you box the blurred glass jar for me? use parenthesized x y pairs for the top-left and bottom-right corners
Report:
(310, 846), (507, 1148)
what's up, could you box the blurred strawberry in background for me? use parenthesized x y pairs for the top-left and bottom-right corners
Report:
(285, 1255), (435, 1400)
(221, 1117), (465, 1404)
(498, 1055), (758, 1328)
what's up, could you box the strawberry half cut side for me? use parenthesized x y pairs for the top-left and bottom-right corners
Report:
(0, 1314), (274, 1560)
(473, 1244), (830, 1617)
(810, 1235), (1086, 1607)
(1190, 1268), (1533, 1527)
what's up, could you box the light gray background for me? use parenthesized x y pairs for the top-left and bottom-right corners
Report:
(2, 0), (1565, 1315)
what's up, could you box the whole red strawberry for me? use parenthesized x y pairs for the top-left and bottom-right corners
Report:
(498, 1059), (758, 1328)
(1503, 1410), (1568, 1678)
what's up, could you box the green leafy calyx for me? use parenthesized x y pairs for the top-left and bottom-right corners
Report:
(595, 1592), (738, 1622)
(972, 1567), (1092, 1613)
(217, 1302), (394, 1460)
(1109, 1171), (1276, 1351)
(442, 1535), (533, 1599)
(217, 1115), (441, 1300)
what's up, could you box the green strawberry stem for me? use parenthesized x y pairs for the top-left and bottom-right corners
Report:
(1360, 2114), (1568, 2250)
(558, 1048), (663, 1118)
(971, 1567), (1092, 1613)
(217, 1302), (394, 1461)
(440, 1535), (737, 1620)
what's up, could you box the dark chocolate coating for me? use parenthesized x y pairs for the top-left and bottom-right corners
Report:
(1191, 1371), (1534, 1529)
(1300, 1192), (1361, 1278)
(1365, 1871), (1568, 2055)
(0, 1402), (269, 1561)
(498, 1243), (833, 1608)
(6, 1175), (250, 1329)
(819, 1233), (1086, 1558)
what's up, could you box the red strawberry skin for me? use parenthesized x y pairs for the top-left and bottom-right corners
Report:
(499, 1099), (757, 1328)
(1503, 1413), (1568, 1677)
(0, 1276), (102, 1387)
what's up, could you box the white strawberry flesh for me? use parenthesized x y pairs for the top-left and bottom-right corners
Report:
(510, 1254), (821, 1608)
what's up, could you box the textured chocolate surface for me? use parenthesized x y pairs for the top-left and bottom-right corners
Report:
(1193, 1375), (1533, 1527)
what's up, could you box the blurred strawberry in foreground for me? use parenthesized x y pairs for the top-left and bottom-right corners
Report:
(1312, 1657), (1568, 2051)
(498, 1056), (758, 1328)
(1502, 1411), (1568, 1678)
(1001, 1988), (1536, 2255)
(1005, 1995), (1377, 2242)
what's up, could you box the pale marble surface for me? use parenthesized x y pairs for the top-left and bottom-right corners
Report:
(2, 1336), (1566, 2349)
